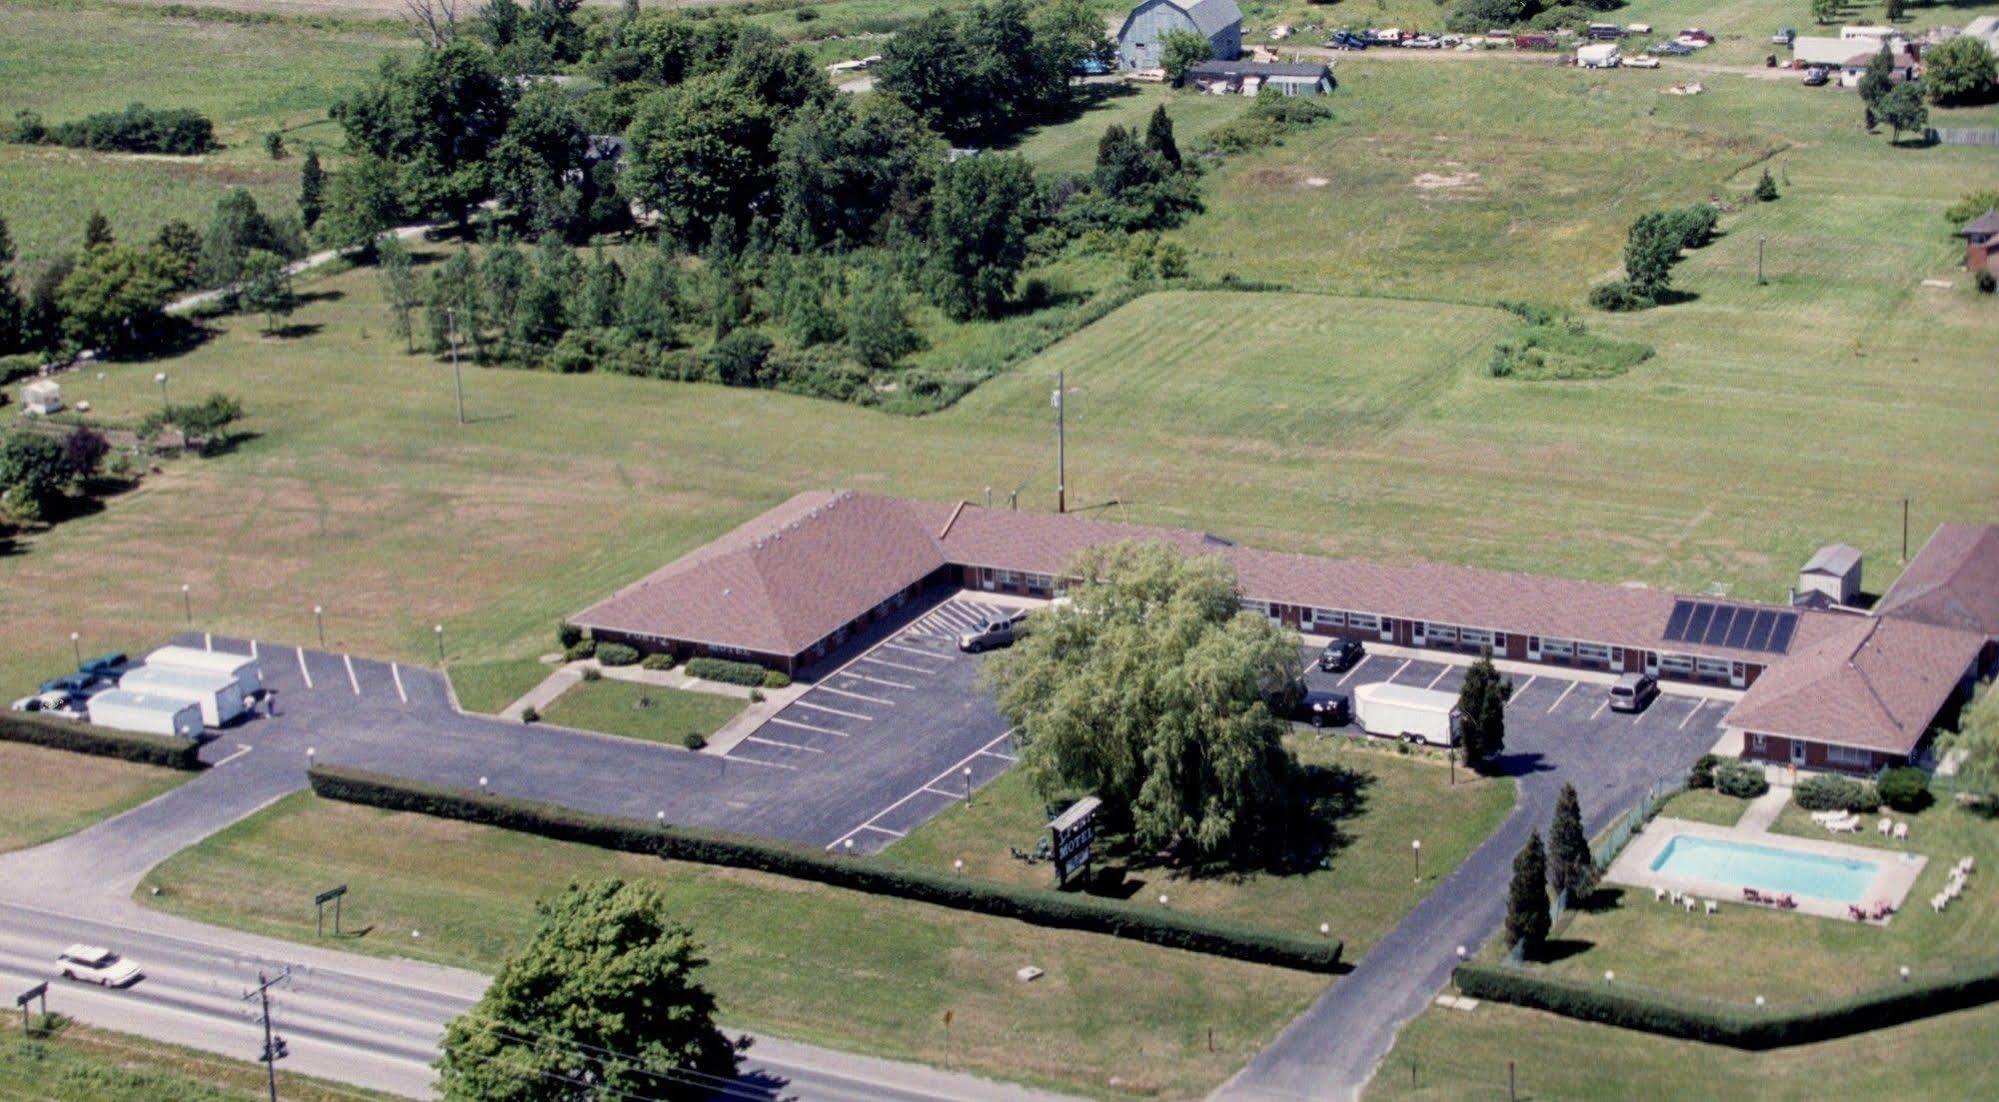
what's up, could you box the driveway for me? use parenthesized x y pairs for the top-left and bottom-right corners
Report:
(1220, 655), (1730, 1102)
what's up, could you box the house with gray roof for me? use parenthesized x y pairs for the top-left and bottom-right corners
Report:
(1183, 59), (1334, 95)
(1116, 0), (1242, 71)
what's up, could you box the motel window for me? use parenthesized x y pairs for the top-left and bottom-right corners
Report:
(1428, 624), (1459, 646)
(1751, 733), (1768, 752)
(997, 569), (1021, 587)
(1695, 657), (1731, 681)
(1311, 608), (1346, 628)
(1826, 745), (1872, 768)
(1241, 599), (1270, 616)
(1661, 654), (1696, 676)
(1541, 638), (1575, 659)
(1576, 642), (1612, 666)
(1348, 612), (1380, 632)
(1460, 628), (1494, 651)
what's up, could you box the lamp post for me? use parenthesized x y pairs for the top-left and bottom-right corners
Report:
(70, 632), (81, 667)
(954, 859), (964, 876)
(313, 605), (324, 648)
(434, 624), (445, 663)
(154, 372), (169, 415)
(478, 776), (488, 796)
(181, 584), (192, 626)
(1319, 922), (1331, 939)
(962, 766), (974, 805)
(1412, 839), (1422, 883)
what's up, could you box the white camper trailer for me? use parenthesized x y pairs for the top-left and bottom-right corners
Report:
(88, 690), (203, 739)
(1353, 682), (1461, 746)
(117, 664), (244, 726)
(146, 645), (262, 697)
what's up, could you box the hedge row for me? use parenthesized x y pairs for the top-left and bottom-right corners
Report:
(0, 712), (203, 770)
(1453, 959), (1999, 1049)
(307, 766), (1342, 973)
(682, 657), (768, 687)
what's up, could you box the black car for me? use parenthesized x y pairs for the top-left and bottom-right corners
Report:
(1317, 638), (1365, 672)
(1295, 689), (1352, 728)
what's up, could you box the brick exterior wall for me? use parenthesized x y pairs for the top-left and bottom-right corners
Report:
(1738, 732), (1903, 776)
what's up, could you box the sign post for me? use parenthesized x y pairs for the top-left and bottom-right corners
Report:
(16, 982), (47, 1036)
(314, 884), (347, 937)
(1047, 796), (1102, 889)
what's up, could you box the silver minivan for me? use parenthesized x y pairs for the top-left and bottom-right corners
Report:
(1608, 673), (1659, 714)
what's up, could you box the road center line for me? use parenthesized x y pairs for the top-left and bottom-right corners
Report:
(1546, 679), (1577, 713)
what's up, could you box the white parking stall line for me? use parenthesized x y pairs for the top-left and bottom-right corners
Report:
(1426, 666), (1451, 690)
(1506, 676), (1538, 705)
(250, 638), (259, 658)
(842, 671), (914, 691)
(859, 824), (907, 838)
(1388, 659), (1413, 684)
(1590, 699), (1608, 721)
(1677, 700), (1707, 730)
(296, 646), (314, 690)
(1546, 680), (1577, 714)
(343, 654), (361, 695)
(1335, 656), (1373, 687)
(724, 754), (798, 771)
(212, 743), (253, 768)
(881, 641), (946, 660)
(742, 735), (825, 754)
(922, 786), (963, 799)
(769, 716), (849, 737)
(860, 654), (935, 675)
(391, 663), (409, 703)
(818, 685), (893, 706)
(978, 749), (1018, 763)
(792, 699), (871, 721)
(826, 728), (1017, 852)
(204, 632), (213, 650)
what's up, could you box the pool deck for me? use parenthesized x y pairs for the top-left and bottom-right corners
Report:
(1606, 816), (1928, 923)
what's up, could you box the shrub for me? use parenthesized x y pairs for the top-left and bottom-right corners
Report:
(1754, 169), (1779, 202)
(1795, 773), (1876, 812)
(596, 642), (640, 667)
(580, 666), (603, 683)
(1588, 280), (1653, 312)
(307, 766), (1344, 972)
(1487, 323), (1654, 382)
(48, 104), (217, 155)
(1714, 759), (1769, 798)
(748, 689), (765, 703)
(682, 732), (707, 750)
(1688, 753), (1720, 789)
(1977, 270), (1996, 295)
(564, 639), (597, 661)
(520, 705), (540, 723)
(8, 110), (48, 144)
(557, 621), (583, 648)
(761, 670), (791, 689)
(684, 657), (770, 686)
(0, 711), (202, 769)
(641, 653), (676, 671)
(1876, 766), (1931, 812)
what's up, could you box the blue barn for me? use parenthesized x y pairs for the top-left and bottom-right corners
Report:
(1116, 0), (1243, 71)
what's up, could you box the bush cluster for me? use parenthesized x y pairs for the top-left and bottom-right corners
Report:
(1201, 92), (1332, 156)
(1688, 753), (1720, 789)
(640, 653), (676, 671)
(1794, 774), (1880, 813)
(13, 104), (219, 155)
(307, 766), (1343, 972)
(1876, 766), (1931, 812)
(1488, 321), (1654, 381)
(0, 711), (203, 769)
(684, 657), (772, 686)
(1713, 759), (1769, 798)
(564, 639), (596, 661)
(1454, 960), (1999, 1049)
(595, 642), (640, 667)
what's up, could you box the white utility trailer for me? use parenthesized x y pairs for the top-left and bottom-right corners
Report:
(117, 664), (245, 726)
(87, 690), (203, 739)
(146, 645), (262, 697)
(1353, 682), (1462, 746)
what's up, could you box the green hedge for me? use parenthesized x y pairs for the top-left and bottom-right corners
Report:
(307, 766), (1341, 973)
(0, 712), (203, 770)
(684, 657), (769, 687)
(1454, 960), (1999, 1049)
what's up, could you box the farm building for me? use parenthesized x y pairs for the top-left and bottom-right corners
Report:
(1876, 523), (1999, 674)
(1791, 35), (1913, 84)
(1182, 59), (1334, 95)
(1116, 0), (1242, 72)
(1796, 543), (1863, 607)
(1576, 42), (1621, 68)
(1956, 208), (1999, 276)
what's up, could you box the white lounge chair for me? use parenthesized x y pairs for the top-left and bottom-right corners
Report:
(1932, 894), (1947, 913)
(1654, 886), (1667, 903)
(1878, 817), (1893, 835)
(1894, 822), (1909, 841)
(1684, 896), (1698, 913)
(1703, 899), (1718, 915)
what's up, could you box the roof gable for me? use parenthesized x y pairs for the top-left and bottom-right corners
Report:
(1725, 616), (1982, 753)
(1876, 523), (1999, 637)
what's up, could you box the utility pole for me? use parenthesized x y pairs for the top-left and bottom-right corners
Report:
(448, 309), (465, 425)
(1902, 498), (1910, 562)
(243, 968), (291, 1102)
(1053, 370), (1066, 514)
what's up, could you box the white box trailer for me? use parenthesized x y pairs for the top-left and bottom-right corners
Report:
(1354, 682), (1461, 746)
(146, 645), (262, 696)
(1577, 42), (1621, 67)
(117, 664), (244, 726)
(88, 690), (203, 739)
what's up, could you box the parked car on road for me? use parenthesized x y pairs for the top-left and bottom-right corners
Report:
(1608, 673), (1659, 713)
(1293, 689), (1353, 728)
(1317, 638), (1366, 672)
(1654, 40), (1695, 56)
(958, 610), (1029, 653)
(10, 691), (84, 717)
(57, 945), (142, 987)
(39, 672), (97, 695)
(1626, 54), (1661, 68)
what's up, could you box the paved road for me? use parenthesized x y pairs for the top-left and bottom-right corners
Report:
(1216, 659), (1730, 1102)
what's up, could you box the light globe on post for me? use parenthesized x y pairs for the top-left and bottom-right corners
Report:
(1412, 838), (1423, 883)
(70, 631), (81, 666)
(434, 624), (445, 663)
(154, 371), (169, 415)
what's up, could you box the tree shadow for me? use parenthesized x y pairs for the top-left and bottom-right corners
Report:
(192, 430), (264, 458)
(1573, 886), (1626, 914)
(1533, 937), (1597, 964)
(989, 81), (1143, 155)
(115, 320), (216, 363)
(296, 289), (345, 306)
(264, 322), (325, 340)
(1888, 133), (1940, 149)
(1652, 288), (1702, 307)
(1490, 750), (1554, 777)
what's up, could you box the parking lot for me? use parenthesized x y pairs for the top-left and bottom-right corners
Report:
(726, 597), (1022, 854)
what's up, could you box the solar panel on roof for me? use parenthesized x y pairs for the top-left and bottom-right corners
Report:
(1768, 613), (1798, 654)
(1684, 602), (1715, 643)
(1744, 609), (1777, 651)
(1663, 600), (1695, 642)
(1702, 606), (1737, 646)
(1724, 607), (1756, 649)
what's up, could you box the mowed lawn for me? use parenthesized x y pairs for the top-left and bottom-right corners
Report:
(0, 1022), (397, 1102)
(888, 738), (1515, 956)
(0, 741), (186, 853)
(445, 656), (553, 715)
(1007, 83), (1252, 175)
(1364, 999), (1999, 1101)
(143, 793), (1328, 1100)
(0, 3), (405, 265)
(540, 679), (741, 745)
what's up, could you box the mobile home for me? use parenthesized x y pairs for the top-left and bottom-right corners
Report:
(88, 690), (203, 739)
(117, 664), (245, 726)
(146, 645), (262, 697)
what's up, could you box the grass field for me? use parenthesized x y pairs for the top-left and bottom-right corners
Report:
(1653, 787), (1751, 828)
(0, 1020), (397, 1102)
(0, 1), (405, 266)
(1363, 999), (1999, 1101)
(445, 656), (552, 715)
(142, 792), (1328, 1099)
(539, 678), (741, 744)
(888, 737), (1514, 956)
(0, 741), (186, 853)
(1536, 799), (1999, 1002)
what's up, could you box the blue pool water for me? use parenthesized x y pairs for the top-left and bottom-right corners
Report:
(1648, 835), (1879, 904)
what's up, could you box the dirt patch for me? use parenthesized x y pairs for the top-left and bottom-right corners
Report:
(1304, 176), (1330, 188)
(1411, 171), (1482, 191)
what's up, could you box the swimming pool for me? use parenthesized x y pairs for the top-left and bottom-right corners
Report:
(1648, 835), (1880, 904)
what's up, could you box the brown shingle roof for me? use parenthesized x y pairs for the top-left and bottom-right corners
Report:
(1724, 616), (1982, 754)
(1876, 524), (1999, 639)
(572, 491), (948, 656)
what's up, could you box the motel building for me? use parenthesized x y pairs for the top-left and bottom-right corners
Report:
(575, 492), (1995, 777)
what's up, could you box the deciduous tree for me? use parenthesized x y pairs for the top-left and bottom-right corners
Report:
(1921, 37), (1997, 105)
(927, 153), (1036, 320)
(239, 249), (295, 335)
(1879, 80), (1929, 143)
(1160, 29), (1213, 81)
(53, 244), (177, 351)
(333, 40), (515, 223)
(377, 235), (418, 352)
(625, 74), (778, 248)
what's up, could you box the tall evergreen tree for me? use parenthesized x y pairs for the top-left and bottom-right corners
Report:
(1505, 831), (1551, 957)
(1457, 651), (1508, 772)
(1145, 104), (1181, 169)
(1547, 782), (1595, 904)
(82, 210), (113, 250)
(298, 146), (326, 229)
